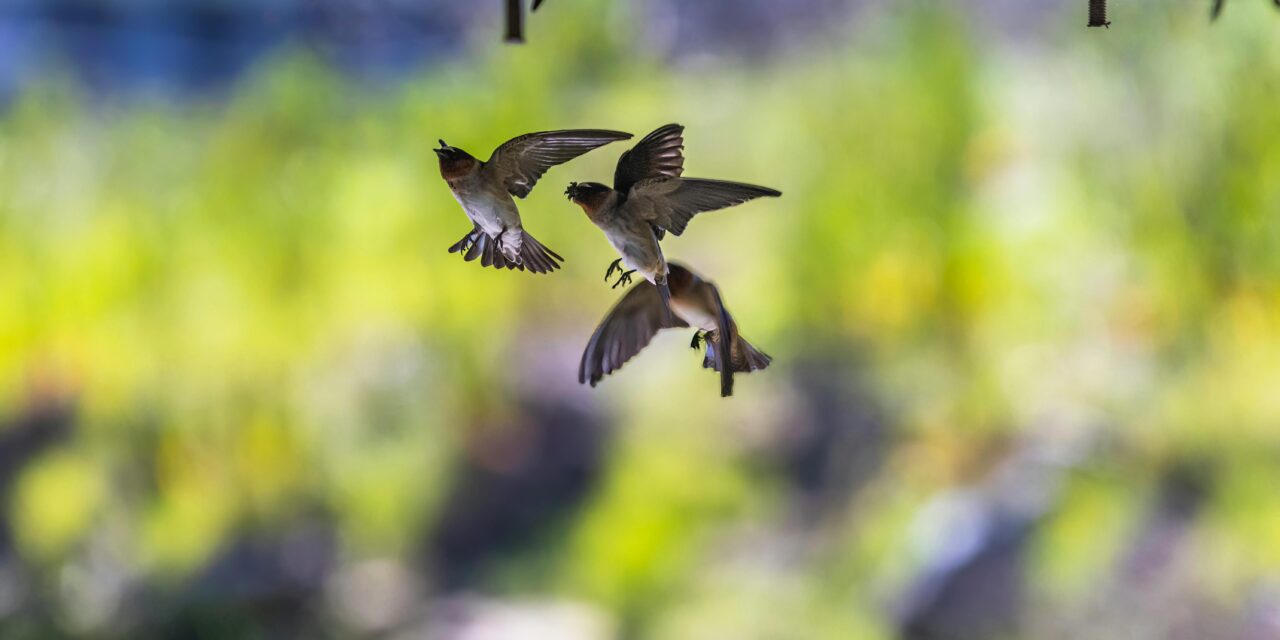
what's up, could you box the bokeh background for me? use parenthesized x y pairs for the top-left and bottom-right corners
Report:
(2, 0), (1280, 638)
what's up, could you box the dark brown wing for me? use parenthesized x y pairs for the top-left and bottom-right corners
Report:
(488, 129), (632, 198)
(628, 178), (782, 236)
(579, 282), (688, 387)
(613, 124), (685, 194)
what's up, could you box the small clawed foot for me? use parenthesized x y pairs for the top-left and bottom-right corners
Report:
(604, 258), (623, 282)
(611, 270), (635, 289)
(690, 332), (705, 351)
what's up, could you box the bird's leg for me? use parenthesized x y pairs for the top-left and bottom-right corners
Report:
(495, 225), (507, 252)
(604, 258), (623, 282)
(611, 270), (635, 289)
(690, 332), (705, 351)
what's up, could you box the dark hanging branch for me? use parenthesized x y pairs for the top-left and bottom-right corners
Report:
(1088, 0), (1111, 27)
(504, 0), (548, 43)
(505, 0), (523, 42)
(1212, 0), (1280, 21)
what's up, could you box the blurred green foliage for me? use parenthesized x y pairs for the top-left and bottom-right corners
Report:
(1, 0), (1279, 636)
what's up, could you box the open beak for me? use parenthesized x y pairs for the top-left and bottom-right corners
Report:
(434, 139), (449, 156)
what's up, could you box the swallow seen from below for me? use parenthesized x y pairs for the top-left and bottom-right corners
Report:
(436, 130), (632, 273)
(579, 262), (771, 397)
(564, 124), (781, 317)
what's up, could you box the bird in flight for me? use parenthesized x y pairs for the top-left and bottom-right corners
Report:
(579, 262), (771, 397)
(564, 124), (781, 317)
(436, 130), (632, 273)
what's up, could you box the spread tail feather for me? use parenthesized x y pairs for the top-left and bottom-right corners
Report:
(702, 332), (772, 395)
(656, 275), (673, 325)
(518, 230), (564, 274)
(451, 227), (566, 273)
(451, 229), (521, 271)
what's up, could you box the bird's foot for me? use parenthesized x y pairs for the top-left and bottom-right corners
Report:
(604, 258), (623, 282)
(690, 332), (705, 351)
(611, 270), (635, 289)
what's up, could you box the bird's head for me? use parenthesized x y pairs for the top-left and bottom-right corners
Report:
(434, 139), (478, 178)
(565, 181), (613, 216)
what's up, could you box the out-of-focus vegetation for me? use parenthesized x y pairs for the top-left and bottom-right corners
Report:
(1, 0), (1279, 637)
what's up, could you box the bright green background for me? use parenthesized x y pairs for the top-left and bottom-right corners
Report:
(2, 0), (1279, 637)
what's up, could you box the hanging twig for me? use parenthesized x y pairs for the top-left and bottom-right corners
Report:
(1088, 0), (1111, 27)
(505, 0), (524, 42)
(1212, 0), (1280, 21)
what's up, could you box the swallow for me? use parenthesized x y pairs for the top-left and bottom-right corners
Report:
(505, 0), (549, 43)
(564, 124), (781, 317)
(436, 129), (632, 273)
(579, 262), (771, 397)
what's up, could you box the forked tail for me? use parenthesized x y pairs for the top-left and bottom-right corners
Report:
(448, 227), (563, 274)
(701, 332), (772, 397)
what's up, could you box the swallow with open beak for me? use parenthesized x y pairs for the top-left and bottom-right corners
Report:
(579, 262), (771, 397)
(564, 124), (781, 316)
(436, 130), (632, 273)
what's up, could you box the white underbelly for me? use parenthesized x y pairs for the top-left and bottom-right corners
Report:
(456, 190), (521, 236)
(604, 228), (663, 282)
(670, 298), (717, 331)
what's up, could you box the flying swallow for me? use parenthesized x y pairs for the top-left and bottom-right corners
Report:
(436, 130), (632, 273)
(579, 262), (771, 397)
(564, 124), (781, 317)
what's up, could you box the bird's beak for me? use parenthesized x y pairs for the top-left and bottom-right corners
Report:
(565, 182), (578, 200)
(434, 139), (449, 156)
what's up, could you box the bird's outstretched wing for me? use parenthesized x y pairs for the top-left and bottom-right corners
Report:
(613, 124), (685, 194)
(626, 178), (781, 236)
(488, 130), (632, 198)
(579, 281), (688, 387)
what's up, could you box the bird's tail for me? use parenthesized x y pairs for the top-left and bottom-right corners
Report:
(449, 228), (520, 270)
(655, 273), (674, 324)
(702, 332), (772, 396)
(518, 229), (564, 274)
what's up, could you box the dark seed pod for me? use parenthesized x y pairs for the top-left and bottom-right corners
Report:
(1088, 0), (1111, 27)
